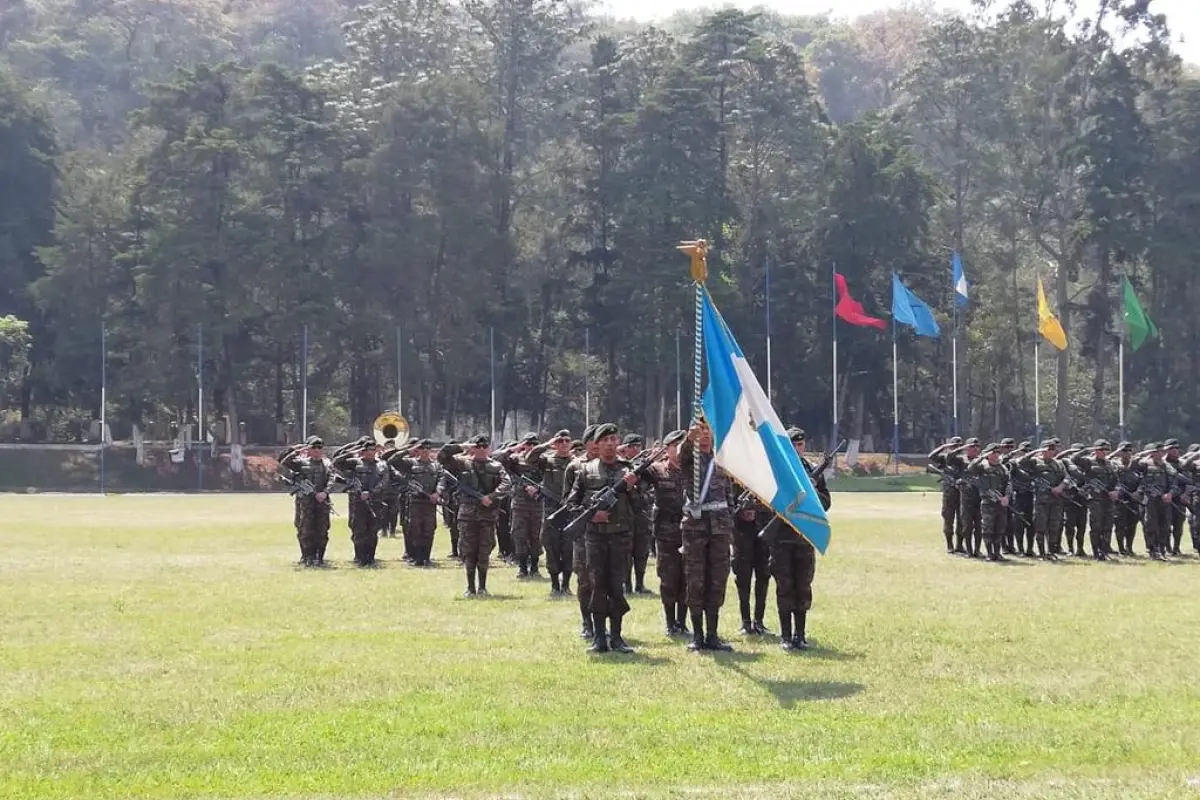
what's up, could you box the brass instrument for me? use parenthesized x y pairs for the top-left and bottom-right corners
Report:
(373, 411), (410, 446)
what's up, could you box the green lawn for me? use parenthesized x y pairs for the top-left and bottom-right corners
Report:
(2, 494), (1199, 800)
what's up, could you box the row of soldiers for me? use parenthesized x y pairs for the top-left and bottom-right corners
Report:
(929, 436), (1200, 562)
(277, 423), (833, 655)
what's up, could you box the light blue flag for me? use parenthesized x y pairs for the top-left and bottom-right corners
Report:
(952, 252), (968, 308)
(891, 272), (941, 337)
(699, 289), (832, 553)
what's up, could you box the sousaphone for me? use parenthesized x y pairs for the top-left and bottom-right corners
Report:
(373, 411), (410, 446)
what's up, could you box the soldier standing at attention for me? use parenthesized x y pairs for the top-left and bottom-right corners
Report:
(495, 433), (544, 578)
(643, 429), (689, 636)
(617, 434), (653, 594)
(1111, 442), (1142, 556)
(332, 441), (388, 567)
(1003, 440), (1035, 557)
(679, 420), (735, 652)
(1163, 439), (1187, 556)
(967, 443), (1010, 562)
(566, 423), (639, 654)
(1018, 438), (1067, 560)
(949, 438), (982, 556)
(761, 427), (832, 650)
(928, 436), (964, 553)
(526, 430), (576, 595)
(732, 488), (773, 636)
(1072, 440), (1120, 561)
(440, 440), (461, 561)
(564, 425), (599, 638)
(279, 436), (333, 566)
(438, 436), (512, 596)
(1138, 443), (1175, 561)
(1058, 443), (1090, 557)
(377, 440), (399, 538)
(388, 439), (442, 567)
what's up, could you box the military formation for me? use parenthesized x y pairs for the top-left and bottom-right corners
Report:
(928, 437), (1200, 562)
(277, 423), (833, 654)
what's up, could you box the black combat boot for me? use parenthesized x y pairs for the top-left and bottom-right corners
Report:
(687, 611), (706, 651)
(676, 603), (689, 636)
(753, 581), (770, 634)
(609, 615), (634, 653)
(794, 610), (810, 650)
(477, 566), (489, 596)
(779, 611), (794, 651)
(464, 567), (476, 597)
(737, 588), (754, 635)
(550, 573), (561, 595)
(580, 610), (594, 640)
(561, 572), (572, 595)
(634, 564), (649, 594)
(588, 614), (609, 653)
(705, 610), (733, 652)
(517, 555), (529, 578)
(663, 600), (677, 636)
(530, 555), (541, 577)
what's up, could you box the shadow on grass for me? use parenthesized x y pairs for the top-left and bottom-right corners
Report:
(716, 657), (865, 707)
(588, 650), (670, 666)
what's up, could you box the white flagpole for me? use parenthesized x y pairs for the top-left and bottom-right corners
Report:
(765, 257), (772, 400)
(584, 327), (591, 427)
(832, 269), (839, 444)
(301, 324), (309, 440)
(1119, 326), (1125, 441)
(1034, 337), (1041, 442)
(892, 317), (900, 475)
(197, 322), (204, 492)
(675, 327), (682, 430)
(396, 325), (403, 416)
(100, 322), (107, 495)
(489, 326), (496, 444)
(952, 305), (959, 436)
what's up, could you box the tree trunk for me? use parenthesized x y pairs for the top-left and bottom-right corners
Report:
(1091, 245), (1110, 420)
(1055, 257), (1071, 438)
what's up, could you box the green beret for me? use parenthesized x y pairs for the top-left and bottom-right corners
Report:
(965, 437), (981, 447)
(581, 424), (599, 444)
(1093, 438), (1111, 450)
(469, 435), (490, 447)
(593, 423), (620, 441)
(786, 427), (806, 443)
(1018, 440), (1032, 450)
(663, 429), (686, 447)
(1000, 437), (1016, 447)
(306, 435), (324, 449)
(553, 429), (571, 439)
(948, 436), (963, 446)
(622, 433), (644, 447)
(1042, 437), (1060, 448)
(1165, 438), (1180, 448)
(1145, 442), (1163, 451)
(521, 432), (539, 444)
(1115, 441), (1133, 453)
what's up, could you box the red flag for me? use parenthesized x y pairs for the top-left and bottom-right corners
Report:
(834, 273), (886, 330)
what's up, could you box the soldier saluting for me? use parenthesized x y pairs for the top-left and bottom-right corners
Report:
(438, 436), (512, 596)
(387, 439), (443, 567)
(278, 436), (333, 567)
(332, 440), (388, 567)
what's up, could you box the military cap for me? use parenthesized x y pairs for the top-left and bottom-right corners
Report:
(1189, 443), (1200, 454)
(622, 433), (643, 446)
(416, 438), (433, 448)
(1115, 441), (1133, 453)
(468, 435), (490, 447)
(581, 424), (599, 444)
(663, 429), (687, 447)
(593, 422), (620, 440)
(1092, 438), (1111, 450)
(964, 437), (981, 447)
(306, 435), (324, 448)
(1145, 441), (1163, 451)
(1019, 440), (1032, 450)
(786, 427), (806, 443)
(1041, 437), (1060, 448)
(570, 439), (583, 450)
(1000, 437), (1016, 447)
(521, 432), (539, 444)
(553, 429), (571, 439)
(948, 436), (963, 446)
(1165, 438), (1180, 449)
(981, 442), (999, 455)
(361, 439), (379, 449)
(405, 436), (420, 446)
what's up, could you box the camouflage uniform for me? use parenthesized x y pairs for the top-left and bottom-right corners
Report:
(1019, 447), (1067, 559)
(947, 447), (980, 555)
(438, 443), (512, 594)
(765, 452), (831, 649)
(496, 442), (544, 577)
(563, 449), (594, 637)
(279, 449), (333, 565)
(680, 439), (734, 651)
(966, 452), (1008, 561)
(1060, 454), (1089, 556)
(1113, 451), (1143, 555)
(526, 440), (574, 593)
(391, 452), (442, 566)
(628, 480), (653, 594)
(1003, 448), (1035, 556)
(333, 453), (388, 566)
(928, 439), (963, 552)
(1072, 446), (1120, 560)
(1138, 453), (1175, 560)
(1166, 446), (1189, 555)
(1181, 454), (1200, 554)
(731, 491), (772, 633)
(441, 488), (459, 559)
(645, 456), (687, 634)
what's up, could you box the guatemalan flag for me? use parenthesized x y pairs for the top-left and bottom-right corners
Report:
(952, 251), (969, 308)
(699, 289), (832, 554)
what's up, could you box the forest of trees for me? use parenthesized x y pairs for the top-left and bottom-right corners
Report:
(1, 0), (1198, 447)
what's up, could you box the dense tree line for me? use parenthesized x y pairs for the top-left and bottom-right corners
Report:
(0, 0), (1196, 446)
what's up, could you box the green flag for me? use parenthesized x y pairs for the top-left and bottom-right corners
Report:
(1122, 277), (1157, 352)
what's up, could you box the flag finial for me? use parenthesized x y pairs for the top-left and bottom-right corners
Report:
(677, 239), (708, 282)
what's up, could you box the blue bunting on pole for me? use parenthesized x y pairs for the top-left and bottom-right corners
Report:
(891, 272), (940, 337)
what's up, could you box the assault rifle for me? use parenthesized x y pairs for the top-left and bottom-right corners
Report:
(553, 445), (666, 539)
(277, 472), (338, 516)
(439, 470), (489, 504)
(515, 472), (562, 508)
(810, 439), (848, 480)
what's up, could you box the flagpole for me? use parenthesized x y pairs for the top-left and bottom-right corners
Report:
(197, 322), (204, 493)
(584, 327), (591, 427)
(765, 257), (772, 401)
(679, 240), (708, 515)
(301, 324), (309, 440)
(892, 315), (900, 475)
(1034, 337), (1041, 443)
(952, 304), (959, 437)
(831, 268), (839, 448)
(489, 326), (496, 445)
(100, 322), (107, 496)
(396, 325), (403, 417)
(1119, 321), (1125, 441)
(675, 327), (682, 430)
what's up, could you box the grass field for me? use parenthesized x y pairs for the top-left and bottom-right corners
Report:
(3, 493), (1200, 800)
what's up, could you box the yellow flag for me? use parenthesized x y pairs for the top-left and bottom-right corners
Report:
(1037, 278), (1068, 350)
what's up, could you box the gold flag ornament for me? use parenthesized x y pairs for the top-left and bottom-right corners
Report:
(677, 240), (708, 283)
(1036, 278), (1068, 350)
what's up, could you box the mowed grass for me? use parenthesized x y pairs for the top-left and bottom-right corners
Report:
(2, 494), (1200, 800)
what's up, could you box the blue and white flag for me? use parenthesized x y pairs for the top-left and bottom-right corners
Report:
(700, 289), (832, 554)
(951, 252), (968, 308)
(892, 272), (941, 337)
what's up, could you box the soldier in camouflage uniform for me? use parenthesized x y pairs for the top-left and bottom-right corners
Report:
(278, 436), (333, 566)
(1164, 439), (1188, 556)
(617, 434), (653, 594)
(1111, 442), (1142, 555)
(377, 440), (399, 538)
(495, 433), (544, 578)
(928, 436), (964, 553)
(564, 425), (599, 639)
(440, 440), (461, 561)
(438, 436), (512, 596)
(1138, 443), (1176, 561)
(679, 421), (735, 652)
(967, 443), (1010, 562)
(643, 429), (688, 636)
(333, 441), (388, 566)
(387, 439), (443, 567)
(1072, 439), (1121, 561)
(1059, 443), (1089, 557)
(1018, 438), (1067, 560)
(950, 438), (982, 556)
(495, 441), (516, 564)
(1183, 445), (1200, 555)
(732, 488), (773, 635)
(565, 423), (639, 654)
(526, 429), (576, 595)
(762, 427), (832, 650)
(1003, 440), (1035, 557)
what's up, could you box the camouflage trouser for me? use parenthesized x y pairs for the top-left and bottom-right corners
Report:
(941, 485), (961, 546)
(1063, 500), (1088, 552)
(770, 538), (815, 614)
(540, 513), (572, 576)
(1010, 491), (1033, 552)
(497, 503), (513, 557)
(573, 536), (591, 616)
(397, 493), (409, 533)
(1033, 497), (1063, 551)
(958, 488), (981, 551)
(655, 531), (685, 606)
(378, 495), (400, 536)
(682, 515), (733, 612)
(631, 517), (651, 577)
(442, 503), (459, 556)
(1142, 500), (1172, 554)
(1190, 497), (1200, 552)
(980, 502), (1006, 551)
(1088, 498), (1114, 556)
(1171, 502), (1187, 552)
(457, 513), (497, 571)
(406, 501), (437, 562)
(296, 498), (331, 562)
(732, 518), (770, 600)
(1115, 501), (1140, 552)
(349, 499), (379, 564)
(585, 529), (632, 617)
(510, 500), (542, 560)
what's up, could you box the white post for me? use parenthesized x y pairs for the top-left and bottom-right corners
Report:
(952, 306), (959, 436)
(892, 322), (900, 475)
(1119, 331), (1125, 440)
(765, 257), (772, 400)
(489, 326), (496, 445)
(301, 324), (308, 440)
(1034, 337), (1041, 439)
(675, 327), (682, 430)
(584, 327), (591, 427)
(396, 325), (403, 416)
